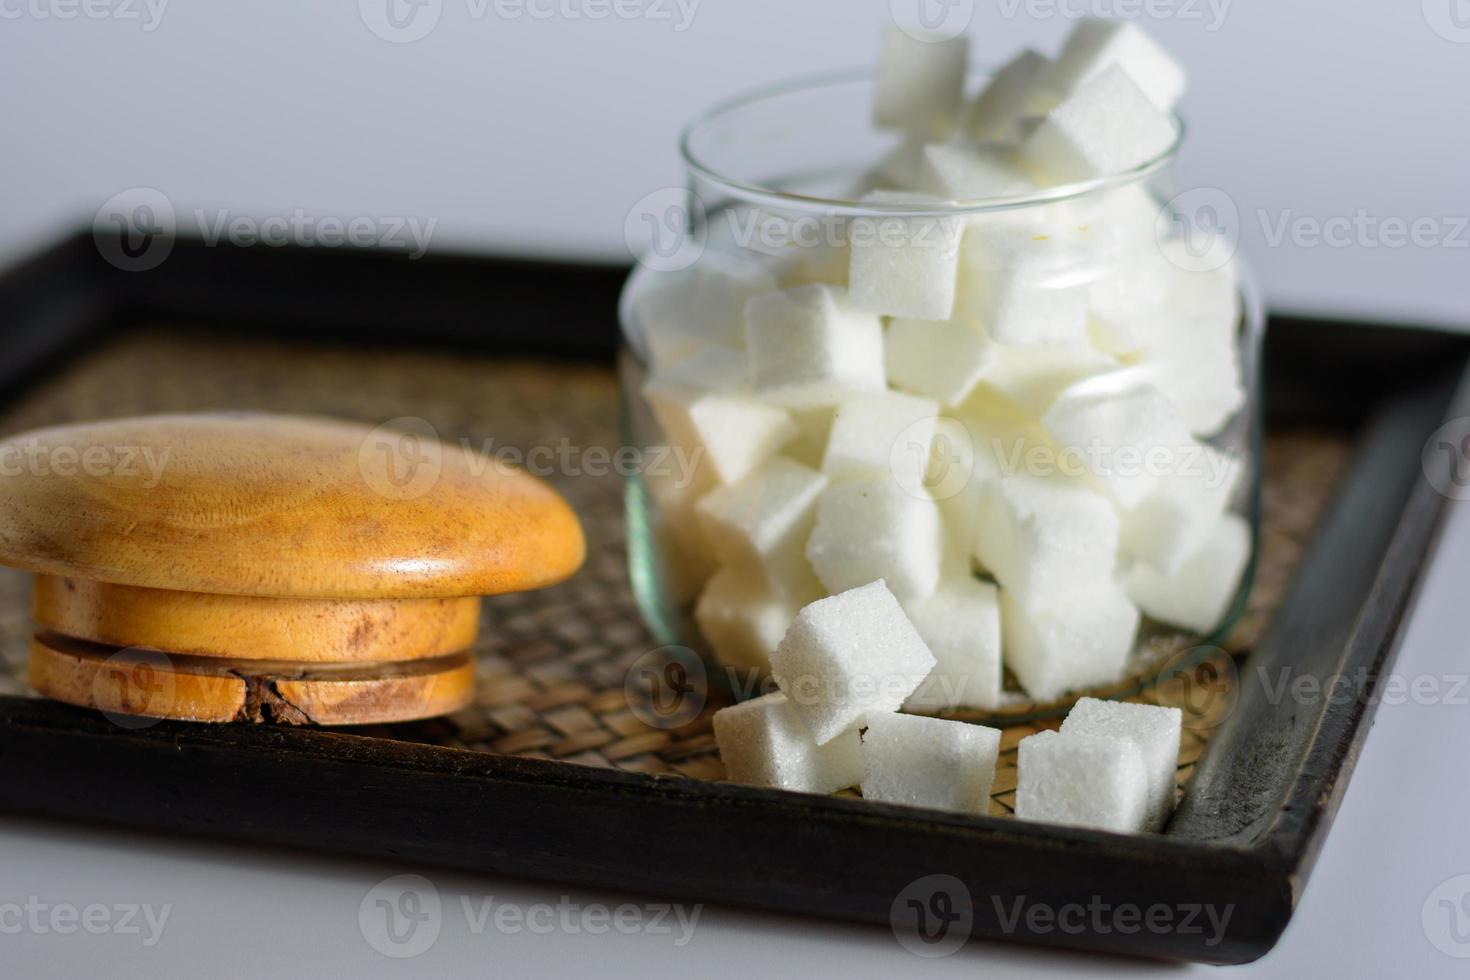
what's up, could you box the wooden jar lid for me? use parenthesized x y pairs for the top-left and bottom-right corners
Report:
(32, 576), (481, 663)
(0, 413), (585, 599)
(29, 632), (476, 726)
(0, 413), (587, 725)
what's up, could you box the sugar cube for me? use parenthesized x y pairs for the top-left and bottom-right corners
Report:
(785, 408), (836, 469)
(770, 580), (937, 744)
(977, 341), (1118, 417)
(937, 392), (1048, 572)
(696, 457), (828, 598)
(976, 474), (1120, 605)
(745, 285), (886, 409)
(1043, 18), (1186, 113)
(1015, 729), (1150, 832)
(885, 316), (995, 409)
(822, 390), (940, 495)
(848, 191), (965, 321)
(732, 206), (852, 287)
(873, 28), (969, 139)
(696, 569), (808, 670)
(952, 385), (1045, 489)
(631, 252), (778, 370)
(1089, 237), (1237, 362)
(1061, 697), (1182, 831)
(860, 712), (1002, 813)
(1119, 445), (1242, 574)
(903, 577), (1003, 711)
(714, 691), (863, 793)
(1123, 513), (1251, 634)
(1023, 66), (1177, 186)
(776, 240), (852, 290)
(924, 418), (985, 574)
(1131, 257), (1245, 437)
(1001, 585), (1140, 701)
(642, 349), (799, 486)
(955, 225), (1090, 347)
(867, 137), (927, 193)
(806, 479), (943, 602)
(918, 142), (1034, 202)
(650, 344), (747, 391)
(1040, 370), (1194, 509)
(640, 472), (718, 606)
(1087, 259), (1174, 357)
(964, 48), (1052, 142)
(1139, 330), (1245, 439)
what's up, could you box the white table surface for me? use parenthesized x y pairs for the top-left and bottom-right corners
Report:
(4, 1), (1470, 974)
(3, 499), (1468, 977)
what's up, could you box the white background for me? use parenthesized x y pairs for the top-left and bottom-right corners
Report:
(1, 0), (1467, 327)
(2, 1), (1470, 975)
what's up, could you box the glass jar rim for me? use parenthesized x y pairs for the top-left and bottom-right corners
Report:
(678, 67), (1185, 218)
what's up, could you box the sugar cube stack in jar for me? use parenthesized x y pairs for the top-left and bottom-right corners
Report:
(620, 18), (1260, 828)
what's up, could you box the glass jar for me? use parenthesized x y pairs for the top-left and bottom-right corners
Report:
(619, 69), (1263, 718)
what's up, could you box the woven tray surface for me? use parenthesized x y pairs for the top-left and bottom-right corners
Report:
(0, 330), (1352, 819)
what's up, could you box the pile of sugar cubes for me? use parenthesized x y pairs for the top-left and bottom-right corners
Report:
(712, 581), (1183, 833)
(637, 19), (1250, 718)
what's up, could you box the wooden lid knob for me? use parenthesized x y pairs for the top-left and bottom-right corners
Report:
(0, 413), (585, 599)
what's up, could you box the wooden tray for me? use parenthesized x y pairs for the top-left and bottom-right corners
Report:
(0, 231), (1464, 964)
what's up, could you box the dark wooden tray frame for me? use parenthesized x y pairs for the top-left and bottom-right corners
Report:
(0, 231), (1465, 964)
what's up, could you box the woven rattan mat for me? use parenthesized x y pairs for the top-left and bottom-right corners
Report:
(0, 330), (1352, 818)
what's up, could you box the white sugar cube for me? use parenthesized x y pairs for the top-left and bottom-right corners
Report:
(655, 344), (749, 391)
(918, 143), (1034, 202)
(1139, 328), (1245, 438)
(1023, 66), (1177, 186)
(904, 578), (1003, 711)
(976, 474), (1120, 605)
(978, 341), (1118, 416)
(885, 316), (995, 409)
(848, 191), (964, 321)
(696, 457), (827, 598)
(1016, 729), (1150, 833)
(696, 569), (809, 671)
(785, 407), (836, 469)
(806, 478), (943, 603)
(1040, 370), (1194, 509)
(952, 386), (1044, 489)
(641, 470), (718, 606)
(1062, 697), (1182, 831)
(1089, 236), (1236, 361)
(1001, 584), (1140, 700)
(965, 48), (1052, 142)
(1044, 18), (1186, 113)
(867, 137), (927, 193)
(1123, 513), (1250, 634)
(873, 28), (969, 139)
(770, 581), (936, 744)
(776, 240), (852, 290)
(745, 285), (886, 409)
(1087, 258), (1175, 357)
(956, 225), (1090, 347)
(937, 392), (1047, 572)
(1132, 257), (1245, 437)
(643, 350), (798, 486)
(860, 712), (1001, 813)
(925, 418), (985, 575)
(1120, 445), (1243, 574)
(822, 390), (940, 494)
(631, 253), (778, 370)
(1158, 243), (1242, 315)
(714, 691), (863, 793)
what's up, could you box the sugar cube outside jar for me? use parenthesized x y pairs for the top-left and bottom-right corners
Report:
(618, 62), (1263, 718)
